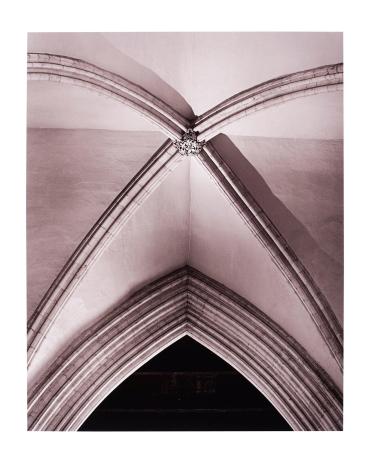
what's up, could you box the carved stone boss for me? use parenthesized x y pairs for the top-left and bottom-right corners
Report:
(174, 129), (205, 156)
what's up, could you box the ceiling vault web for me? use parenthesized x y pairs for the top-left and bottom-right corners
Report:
(27, 53), (343, 389)
(27, 139), (183, 365)
(197, 142), (343, 369)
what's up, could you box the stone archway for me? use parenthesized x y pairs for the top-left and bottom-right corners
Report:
(28, 267), (342, 431)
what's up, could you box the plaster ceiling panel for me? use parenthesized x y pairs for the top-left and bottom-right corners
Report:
(27, 80), (163, 132)
(28, 159), (190, 386)
(222, 135), (343, 323)
(27, 128), (167, 318)
(101, 32), (342, 115)
(188, 158), (342, 388)
(28, 32), (194, 119)
(223, 91), (343, 140)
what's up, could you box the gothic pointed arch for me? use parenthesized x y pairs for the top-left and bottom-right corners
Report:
(28, 267), (342, 431)
(27, 134), (342, 379)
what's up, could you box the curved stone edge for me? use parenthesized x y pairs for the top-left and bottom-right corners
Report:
(28, 266), (343, 431)
(198, 143), (343, 370)
(27, 53), (189, 140)
(28, 56), (343, 143)
(27, 139), (183, 366)
(194, 63), (343, 141)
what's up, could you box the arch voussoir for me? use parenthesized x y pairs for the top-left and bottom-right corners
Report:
(28, 267), (342, 431)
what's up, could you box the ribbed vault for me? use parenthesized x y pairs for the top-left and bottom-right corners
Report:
(27, 138), (342, 386)
(28, 267), (342, 431)
(27, 34), (343, 433)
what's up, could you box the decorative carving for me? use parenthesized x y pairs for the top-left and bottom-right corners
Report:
(174, 129), (205, 156)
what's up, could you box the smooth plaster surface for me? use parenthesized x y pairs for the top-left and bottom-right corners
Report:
(223, 91), (343, 140)
(101, 32), (342, 115)
(226, 135), (343, 323)
(188, 158), (342, 389)
(28, 159), (190, 386)
(27, 129), (166, 317)
(27, 32), (194, 120)
(28, 81), (160, 132)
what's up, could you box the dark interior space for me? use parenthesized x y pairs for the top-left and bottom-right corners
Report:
(79, 336), (292, 431)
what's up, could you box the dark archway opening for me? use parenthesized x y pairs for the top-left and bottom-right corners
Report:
(79, 336), (292, 431)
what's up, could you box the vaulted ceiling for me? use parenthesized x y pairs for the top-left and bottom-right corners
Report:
(27, 32), (343, 399)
